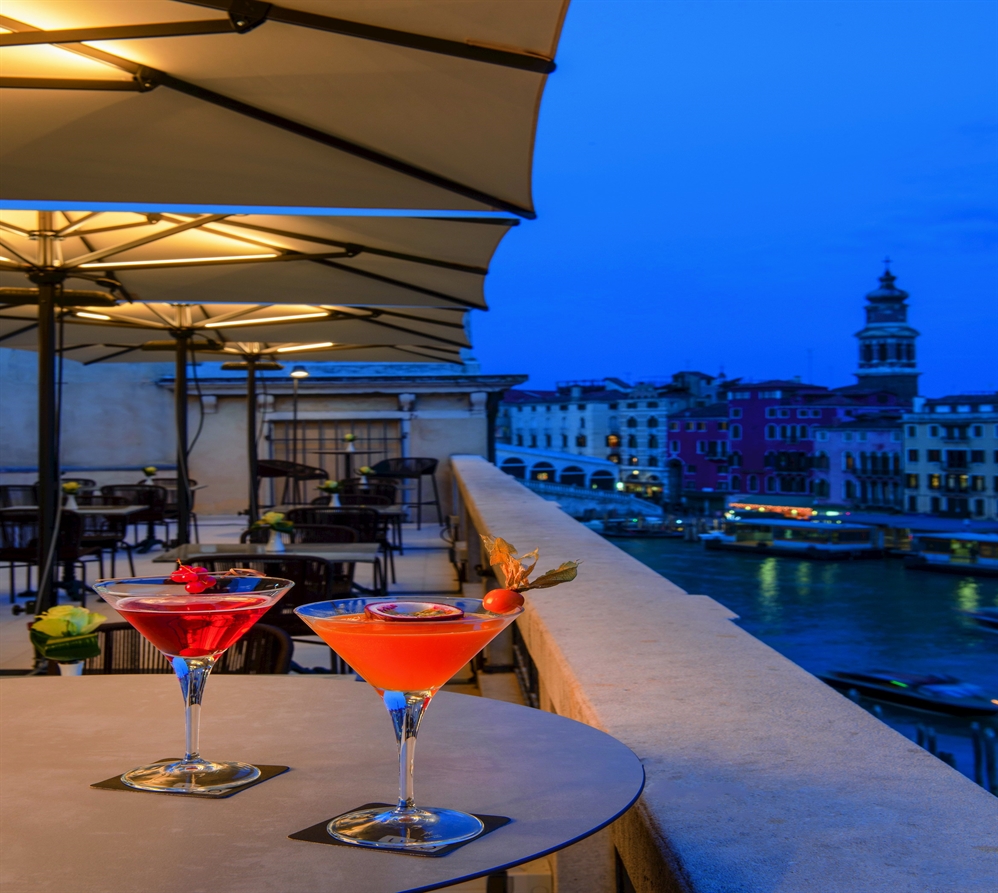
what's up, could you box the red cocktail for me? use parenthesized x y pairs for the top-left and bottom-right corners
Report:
(95, 574), (293, 794)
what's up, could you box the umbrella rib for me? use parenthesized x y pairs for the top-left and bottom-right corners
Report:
(63, 214), (229, 267)
(0, 220), (32, 236)
(0, 321), (39, 344)
(347, 316), (468, 349)
(82, 347), (142, 365)
(0, 20), (236, 46)
(0, 237), (35, 266)
(176, 1), (557, 73)
(374, 308), (468, 331)
(222, 220), (492, 274)
(313, 259), (480, 310)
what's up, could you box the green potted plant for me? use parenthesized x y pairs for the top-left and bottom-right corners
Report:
(358, 466), (374, 485)
(343, 432), (356, 453)
(251, 511), (294, 553)
(142, 465), (157, 485)
(61, 480), (81, 510)
(318, 479), (341, 506)
(30, 605), (107, 675)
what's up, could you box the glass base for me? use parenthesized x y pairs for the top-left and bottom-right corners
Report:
(327, 806), (484, 850)
(121, 759), (260, 794)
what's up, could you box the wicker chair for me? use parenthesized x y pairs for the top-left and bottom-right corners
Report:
(75, 495), (135, 577)
(0, 485), (37, 508)
(101, 485), (169, 549)
(80, 622), (291, 674)
(256, 459), (329, 506)
(285, 506), (395, 583)
(240, 524), (359, 546)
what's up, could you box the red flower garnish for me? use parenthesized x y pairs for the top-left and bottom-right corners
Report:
(170, 562), (216, 593)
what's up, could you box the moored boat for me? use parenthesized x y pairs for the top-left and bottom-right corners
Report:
(820, 670), (998, 717)
(904, 533), (998, 577)
(700, 519), (882, 559)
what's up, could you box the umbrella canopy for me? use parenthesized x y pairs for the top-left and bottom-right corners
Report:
(0, 0), (568, 216)
(0, 302), (472, 356)
(0, 210), (517, 309)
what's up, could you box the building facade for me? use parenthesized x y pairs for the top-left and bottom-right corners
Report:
(811, 417), (903, 509)
(903, 394), (998, 519)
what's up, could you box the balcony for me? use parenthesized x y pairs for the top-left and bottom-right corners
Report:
(451, 455), (995, 893)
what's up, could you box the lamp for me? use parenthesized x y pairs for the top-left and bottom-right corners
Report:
(290, 365), (310, 379)
(290, 366), (310, 496)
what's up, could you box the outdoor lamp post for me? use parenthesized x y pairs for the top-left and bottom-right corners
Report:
(290, 365), (309, 501)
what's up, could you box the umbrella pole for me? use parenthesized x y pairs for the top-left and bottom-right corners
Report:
(247, 359), (259, 524)
(32, 211), (62, 613)
(175, 334), (191, 545)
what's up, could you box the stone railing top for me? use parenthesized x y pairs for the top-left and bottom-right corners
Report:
(451, 455), (998, 893)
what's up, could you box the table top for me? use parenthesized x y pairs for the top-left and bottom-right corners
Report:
(153, 542), (382, 564)
(315, 449), (380, 455)
(0, 676), (643, 893)
(0, 505), (146, 517)
(272, 504), (406, 517)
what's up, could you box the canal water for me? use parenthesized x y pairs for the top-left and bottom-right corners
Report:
(614, 537), (998, 787)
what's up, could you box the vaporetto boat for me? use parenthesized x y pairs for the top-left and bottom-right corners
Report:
(699, 519), (882, 559)
(904, 532), (998, 577)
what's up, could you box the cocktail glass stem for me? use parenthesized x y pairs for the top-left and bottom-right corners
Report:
(174, 655), (215, 764)
(384, 690), (430, 814)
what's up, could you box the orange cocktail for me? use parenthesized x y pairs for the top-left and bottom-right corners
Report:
(307, 610), (508, 692)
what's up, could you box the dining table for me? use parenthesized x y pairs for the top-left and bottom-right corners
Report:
(153, 542), (386, 594)
(0, 675), (644, 893)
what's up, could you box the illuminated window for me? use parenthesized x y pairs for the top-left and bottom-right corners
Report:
(906, 474), (918, 489)
(718, 421), (728, 431)
(606, 434), (620, 447)
(576, 434), (587, 447)
(629, 456), (639, 465)
(928, 474), (941, 490)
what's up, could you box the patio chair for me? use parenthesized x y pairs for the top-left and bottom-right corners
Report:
(78, 622), (291, 674)
(335, 479), (403, 555)
(101, 485), (169, 551)
(240, 524), (359, 545)
(368, 457), (442, 528)
(144, 477), (201, 542)
(285, 506), (395, 583)
(74, 495), (135, 578)
(256, 459), (329, 507)
(0, 510), (99, 606)
(0, 485), (37, 508)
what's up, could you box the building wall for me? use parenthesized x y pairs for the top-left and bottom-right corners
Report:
(812, 424), (903, 508)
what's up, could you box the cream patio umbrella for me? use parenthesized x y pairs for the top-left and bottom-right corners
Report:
(0, 299), (470, 530)
(0, 209), (511, 602)
(0, 0), (568, 216)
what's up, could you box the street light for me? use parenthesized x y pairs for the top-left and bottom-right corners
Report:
(290, 366), (310, 500)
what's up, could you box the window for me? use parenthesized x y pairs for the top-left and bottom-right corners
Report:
(843, 432), (853, 442)
(669, 421), (679, 431)
(697, 422), (707, 431)
(817, 430), (828, 441)
(845, 481), (856, 499)
(608, 453), (620, 464)
(928, 474), (941, 490)
(844, 452), (855, 471)
(766, 424), (776, 439)
(647, 416), (659, 428)
(731, 475), (742, 491)
(627, 434), (638, 448)
(648, 435), (658, 449)
(971, 450), (985, 463)
(718, 421), (728, 431)
(626, 402), (637, 409)
(907, 425), (916, 437)
(731, 408), (743, 418)
(972, 425), (984, 437)
(686, 464), (697, 473)
(647, 401), (659, 409)
(748, 474), (759, 492)
(608, 403), (618, 410)
(684, 421), (695, 431)
(559, 404), (568, 411)
(906, 474), (919, 489)
(759, 390), (782, 398)
(577, 404), (587, 410)
(779, 409), (791, 418)
(579, 417), (586, 428)
(627, 417), (638, 429)
(670, 440), (680, 452)
(779, 425), (788, 440)
(647, 456), (658, 467)
(908, 495), (917, 511)
(546, 405), (551, 412)
(529, 434), (537, 448)
(907, 449), (919, 462)
(544, 434), (552, 447)
(972, 475), (986, 492)
(561, 434), (568, 447)
(530, 406), (536, 412)
(974, 499), (985, 517)
(766, 476), (777, 492)
(797, 409), (809, 418)
(696, 441), (706, 453)
(765, 408), (778, 419)
(576, 434), (587, 447)
(930, 496), (940, 513)
(891, 431), (901, 442)
(731, 424), (742, 440)
(731, 391), (751, 399)
(515, 434), (523, 446)
(927, 449), (941, 462)
(606, 434), (620, 447)
(629, 455), (639, 465)
(929, 425), (939, 437)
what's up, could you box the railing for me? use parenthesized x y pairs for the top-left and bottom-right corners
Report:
(450, 455), (997, 893)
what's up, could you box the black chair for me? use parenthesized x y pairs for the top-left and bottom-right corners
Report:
(101, 485), (169, 551)
(0, 485), (37, 508)
(256, 459), (329, 506)
(337, 479), (398, 505)
(75, 495), (135, 578)
(0, 510), (99, 605)
(144, 477), (201, 542)
(80, 622), (291, 674)
(240, 524), (359, 546)
(286, 506), (394, 584)
(369, 458), (441, 528)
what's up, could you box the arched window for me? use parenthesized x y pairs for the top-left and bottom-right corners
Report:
(515, 434), (523, 446)
(530, 461), (555, 481)
(748, 474), (759, 492)
(576, 434), (587, 447)
(731, 424), (742, 440)
(844, 451), (854, 471)
(729, 451), (741, 467)
(626, 417), (638, 428)
(608, 453), (620, 464)
(647, 456), (658, 467)
(859, 452), (868, 473)
(766, 424), (777, 439)
(647, 417), (659, 428)
(500, 458), (526, 480)
(606, 433), (620, 447)
(764, 451), (776, 468)
(878, 342), (887, 361)
(906, 343), (915, 361)
(648, 434), (658, 449)
(629, 455), (639, 465)
(892, 452), (900, 474)
(590, 470), (616, 491)
(862, 343), (873, 363)
(627, 434), (637, 448)
(560, 466), (586, 487)
(731, 474), (742, 491)
(845, 480), (855, 499)
(766, 476), (777, 493)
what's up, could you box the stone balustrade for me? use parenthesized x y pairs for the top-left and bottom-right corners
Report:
(451, 454), (997, 893)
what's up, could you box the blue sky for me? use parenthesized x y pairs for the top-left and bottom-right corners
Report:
(472, 0), (998, 396)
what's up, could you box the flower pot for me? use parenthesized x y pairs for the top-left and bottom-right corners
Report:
(265, 527), (285, 553)
(346, 442), (356, 453)
(331, 492), (341, 507)
(58, 661), (84, 676)
(360, 475), (369, 485)
(64, 494), (79, 511)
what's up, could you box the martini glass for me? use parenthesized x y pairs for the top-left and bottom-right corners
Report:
(295, 596), (522, 850)
(94, 574), (293, 794)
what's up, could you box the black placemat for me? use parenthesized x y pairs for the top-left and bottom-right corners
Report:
(91, 759), (289, 798)
(290, 803), (512, 856)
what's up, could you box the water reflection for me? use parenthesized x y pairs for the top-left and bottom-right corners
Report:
(955, 578), (980, 613)
(757, 558), (781, 623)
(795, 561), (812, 598)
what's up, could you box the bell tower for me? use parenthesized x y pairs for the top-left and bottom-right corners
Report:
(854, 261), (920, 402)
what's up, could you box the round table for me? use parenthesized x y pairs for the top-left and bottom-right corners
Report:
(0, 676), (644, 893)
(315, 449), (381, 480)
